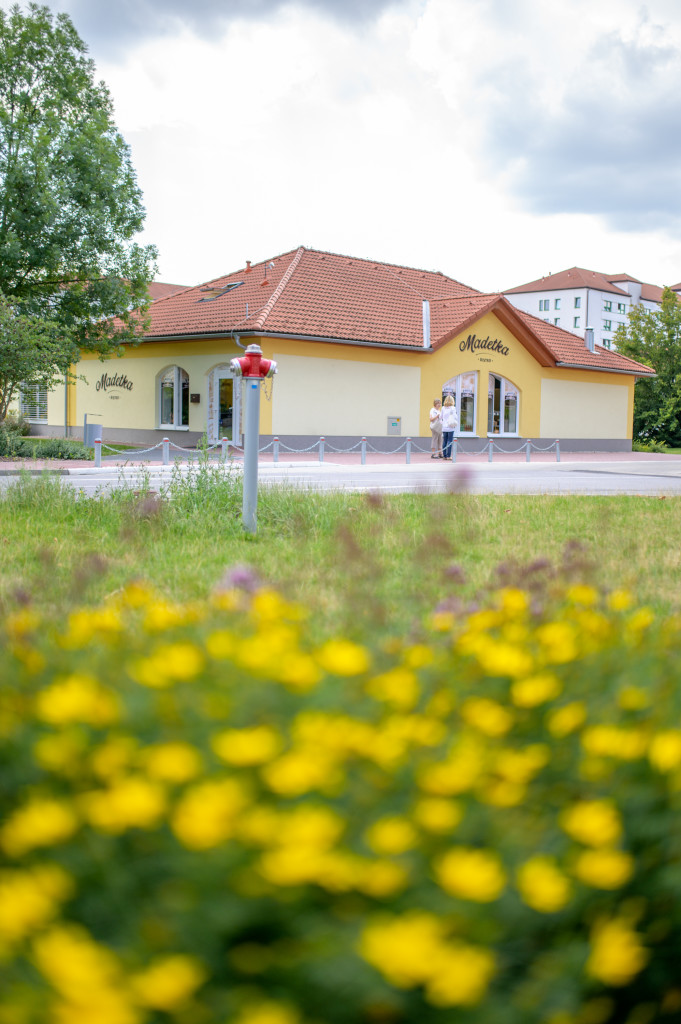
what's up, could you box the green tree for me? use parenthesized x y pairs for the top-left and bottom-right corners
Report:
(0, 2), (157, 359)
(614, 286), (681, 446)
(0, 293), (76, 421)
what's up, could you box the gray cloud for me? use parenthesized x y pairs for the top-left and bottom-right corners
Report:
(61, 0), (402, 56)
(482, 27), (681, 230)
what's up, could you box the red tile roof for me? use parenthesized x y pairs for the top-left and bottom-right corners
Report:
(148, 282), (187, 301)
(136, 247), (653, 377)
(606, 274), (664, 303)
(505, 267), (630, 297)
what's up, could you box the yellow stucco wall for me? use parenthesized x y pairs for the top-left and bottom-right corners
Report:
(60, 320), (638, 441)
(272, 353), (420, 435)
(540, 377), (630, 439)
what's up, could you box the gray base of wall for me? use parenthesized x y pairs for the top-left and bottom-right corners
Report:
(261, 435), (634, 455)
(31, 426), (633, 454)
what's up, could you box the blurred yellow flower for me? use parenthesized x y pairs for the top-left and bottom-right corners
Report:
(365, 816), (418, 855)
(517, 856), (572, 913)
(582, 725), (648, 761)
(367, 667), (419, 709)
(212, 725), (283, 766)
(33, 924), (138, 1024)
(0, 864), (73, 944)
(141, 742), (203, 782)
(475, 642), (533, 679)
(649, 731), (681, 772)
(573, 848), (635, 889)
(511, 673), (562, 708)
(536, 622), (579, 664)
(205, 628), (236, 659)
(586, 915), (649, 986)
(171, 778), (249, 849)
(360, 911), (447, 987)
(607, 589), (634, 612)
(499, 588), (530, 615)
(566, 585), (599, 606)
(356, 859), (409, 897)
(1, 798), (78, 857)
(617, 685), (649, 710)
(316, 639), (371, 676)
(546, 701), (587, 737)
(413, 798), (464, 833)
(128, 642), (204, 687)
(130, 954), (206, 1011)
(33, 730), (88, 774)
(461, 698), (514, 737)
(425, 942), (495, 1007)
(79, 776), (166, 833)
(360, 912), (494, 1005)
(261, 750), (340, 796)
(276, 652), (322, 691)
(436, 847), (506, 902)
(35, 674), (120, 726)
(234, 1001), (300, 1024)
(560, 800), (622, 847)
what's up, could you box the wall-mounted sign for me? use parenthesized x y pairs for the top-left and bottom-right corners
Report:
(95, 372), (134, 394)
(459, 334), (509, 357)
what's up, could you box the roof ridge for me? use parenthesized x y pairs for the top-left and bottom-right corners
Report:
(253, 246), (306, 330)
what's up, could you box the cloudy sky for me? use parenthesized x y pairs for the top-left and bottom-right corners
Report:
(15, 0), (681, 290)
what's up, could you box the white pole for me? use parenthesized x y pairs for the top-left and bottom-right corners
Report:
(242, 378), (261, 534)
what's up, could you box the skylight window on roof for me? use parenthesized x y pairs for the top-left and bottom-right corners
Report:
(198, 282), (243, 302)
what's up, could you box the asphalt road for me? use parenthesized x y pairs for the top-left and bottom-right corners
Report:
(4, 458), (681, 496)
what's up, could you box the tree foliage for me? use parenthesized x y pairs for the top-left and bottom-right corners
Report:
(614, 286), (681, 446)
(0, 292), (76, 421)
(0, 2), (157, 357)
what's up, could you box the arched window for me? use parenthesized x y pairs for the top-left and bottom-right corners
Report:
(158, 366), (189, 428)
(487, 374), (519, 435)
(442, 372), (477, 434)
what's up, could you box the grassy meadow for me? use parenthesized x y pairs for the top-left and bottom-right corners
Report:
(2, 467), (681, 636)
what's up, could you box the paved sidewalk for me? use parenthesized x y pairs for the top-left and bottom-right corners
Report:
(0, 449), (676, 475)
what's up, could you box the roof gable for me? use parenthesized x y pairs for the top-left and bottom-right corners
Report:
(135, 247), (654, 377)
(505, 267), (630, 297)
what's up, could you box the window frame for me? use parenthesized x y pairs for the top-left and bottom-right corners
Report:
(20, 382), (48, 422)
(158, 365), (190, 430)
(487, 373), (520, 437)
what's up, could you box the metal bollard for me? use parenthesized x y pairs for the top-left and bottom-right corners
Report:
(361, 437), (366, 465)
(525, 440), (531, 463)
(488, 440), (493, 463)
(220, 436), (229, 461)
(555, 440), (560, 463)
(319, 436), (325, 463)
(451, 438), (457, 463)
(273, 437), (279, 464)
(406, 437), (411, 464)
(162, 438), (170, 466)
(94, 438), (102, 468)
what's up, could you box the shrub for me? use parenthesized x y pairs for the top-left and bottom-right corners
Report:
(2, 411), (31, 435)
(1, 579), (681, 1023)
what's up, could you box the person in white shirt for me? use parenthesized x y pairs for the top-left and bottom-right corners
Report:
(429, 398), (443, 458)
(441, 395), (458, 460)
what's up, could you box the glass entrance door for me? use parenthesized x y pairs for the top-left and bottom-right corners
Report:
(210, 370), (241, 444)
(442, 372), (477, 434)
(219, 378), (234, 440)
(487, 374), (519, 435)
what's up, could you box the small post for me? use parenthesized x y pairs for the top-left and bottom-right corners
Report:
(273, 437), (279, 464)
(319, 436), (325, 463)
(525, 439), (531, 463)
(361, 437), (366, 465)
(555, 440), (561, 463)
(242, 380), (261, 533)
(488, 439), (493, 463)
(220, 436), (228, 461)
(94, 438), (102, 468)
(451, 438), (457, 463)
(406, 437), (412, 464)
(162, 438), (170, 465)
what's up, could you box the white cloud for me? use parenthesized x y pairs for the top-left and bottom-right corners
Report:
(4, 0), (681, 290)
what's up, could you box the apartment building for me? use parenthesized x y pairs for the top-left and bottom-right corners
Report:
(504, 268), (666, 350)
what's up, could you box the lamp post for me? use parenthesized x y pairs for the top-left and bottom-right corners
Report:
(229, 344), (277, 534)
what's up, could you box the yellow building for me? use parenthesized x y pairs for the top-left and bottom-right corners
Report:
(29, 247), (654, 451)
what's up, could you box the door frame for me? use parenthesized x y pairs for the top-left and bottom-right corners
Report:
(208, 364), (241, 444)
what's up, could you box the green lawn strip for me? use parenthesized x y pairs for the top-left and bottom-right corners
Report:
(1, 475), (680, 637)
